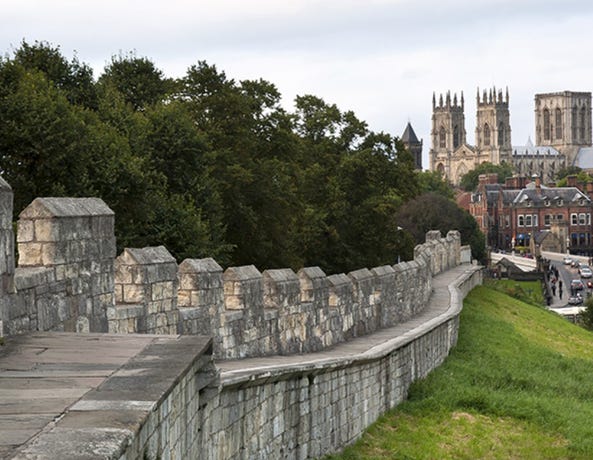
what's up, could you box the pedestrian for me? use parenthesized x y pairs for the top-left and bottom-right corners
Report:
(552, 284), (556, 296)
(559, 288), (563, 300)
(559, 279), (563, 290)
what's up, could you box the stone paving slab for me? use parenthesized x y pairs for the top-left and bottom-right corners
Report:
(217, 264), (480, 385)
(0, 332), (211, 459)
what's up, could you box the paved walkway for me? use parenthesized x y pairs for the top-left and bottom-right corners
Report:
(217, 263), (480, 385)
(0, 332), (210, 459)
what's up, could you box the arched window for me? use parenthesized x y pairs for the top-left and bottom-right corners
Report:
(543, 108), (550, 140)
(439, 126), (446, 148)
(483, 123), (490, 146)
(498, 122), (505, 146)
(572, 107), (578, 140)
(437, 163), (445, 174)
(581, 107), (587, 140)
(555, 108), (562, 140)
(453, 125), (460, 149)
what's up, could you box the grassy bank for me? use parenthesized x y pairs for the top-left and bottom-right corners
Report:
(328, 284), (593, 459)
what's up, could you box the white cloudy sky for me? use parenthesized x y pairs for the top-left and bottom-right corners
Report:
(3, 0), (593, 168)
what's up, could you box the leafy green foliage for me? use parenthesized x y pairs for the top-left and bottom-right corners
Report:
(0, 41), (440, 272)
(580, 296), (593, 330)
(395, 192), (486, 262)
(459, 161), (515, 191)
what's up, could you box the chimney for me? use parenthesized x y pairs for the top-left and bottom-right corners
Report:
(587, 182), (593, 200)
(567, 175), (578, 188)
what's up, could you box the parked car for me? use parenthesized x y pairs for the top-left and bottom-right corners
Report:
(568, 294), (584, 305)
(564, 257), (574, 265)
(580, 266), (593, 278)
(571, 279), (585, 291)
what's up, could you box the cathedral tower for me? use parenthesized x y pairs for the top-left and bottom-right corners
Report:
(429, 91), (467, 177)
(401, 122), (423, 170)
(535, 91), (592, 163)
(475, 87), (512, 164)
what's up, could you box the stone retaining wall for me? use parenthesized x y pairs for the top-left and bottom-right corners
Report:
(194, 265), (482, 459)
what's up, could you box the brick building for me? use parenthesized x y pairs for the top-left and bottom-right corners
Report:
(469, 174), (593, 255)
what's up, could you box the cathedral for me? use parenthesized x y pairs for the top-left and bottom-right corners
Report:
(429, 89), (592, 185)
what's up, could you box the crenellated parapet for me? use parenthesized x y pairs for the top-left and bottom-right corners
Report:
(0, 175), (472, 363)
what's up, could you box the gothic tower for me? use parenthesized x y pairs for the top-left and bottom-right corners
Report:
(401, 122), (423, 170)
(475, 86), (512, 164)
(429, 91), (466, 177)
(535, 91), (592, 164)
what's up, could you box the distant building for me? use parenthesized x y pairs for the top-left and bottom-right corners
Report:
(534, 91), (592, 164)
(469, 173), (593, 255)
(429, 88), (592, 185)
(401, 122), (423, 170)
(511, 138), (566, 184)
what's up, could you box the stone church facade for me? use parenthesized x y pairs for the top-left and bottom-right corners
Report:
(430, 88), (592, 185)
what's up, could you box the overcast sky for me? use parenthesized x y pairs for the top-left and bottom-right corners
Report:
(3, 0), (593, 168)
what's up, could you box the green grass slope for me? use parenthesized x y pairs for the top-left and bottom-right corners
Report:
(328, 284), (593, 459)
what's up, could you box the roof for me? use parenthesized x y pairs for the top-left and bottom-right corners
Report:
(512, 143), (562, 157)
(401, 122), (420, 144)
(574, 147), (593, 169)
(495, 257), (521, 270)
(512, 185), (589, 206)
(533, 230), (555, 245)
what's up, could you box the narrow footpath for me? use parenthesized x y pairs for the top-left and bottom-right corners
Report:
(217, 263), (480, 386)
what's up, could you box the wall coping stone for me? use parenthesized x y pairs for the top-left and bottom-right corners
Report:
(118, 246), (175, 265)
(19, 197), (113, 219)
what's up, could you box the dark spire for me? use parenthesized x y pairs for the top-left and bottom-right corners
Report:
(401, 122), (420, 144)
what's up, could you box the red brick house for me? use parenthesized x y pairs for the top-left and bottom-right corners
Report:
(469, 174), (593, 255)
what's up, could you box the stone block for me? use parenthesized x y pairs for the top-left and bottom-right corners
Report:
(34, 219), (60, 242)
(16, 219), (34, 243)
(18, 242), (43, 266)
(123, 284), (144, 304)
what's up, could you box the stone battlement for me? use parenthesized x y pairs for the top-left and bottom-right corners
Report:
(0, 177), (467, 360)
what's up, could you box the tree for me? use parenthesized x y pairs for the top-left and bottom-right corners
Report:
(417, 170), (454, 198)
(98, 53), (172, 110)
(395, 192), (486, 262)
(11, 40), (97, 109)
(459, 161), (515, 191)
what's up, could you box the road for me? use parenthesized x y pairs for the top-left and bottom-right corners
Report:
(542, 251), (591, 313)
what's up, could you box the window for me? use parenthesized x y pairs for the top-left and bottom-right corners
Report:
(589, 214), (592, 225)
(544, 214), (551, 226)
(453, 125), (460, 149)
(544, 198), (550, 207)
(505, 215), (510, 227)
(532, 214), (538, 227)
(579, 213), (587, 225)
(580, 198), (585, 206)
(572, 107), (578, 140)
(525, 215), (533, 227)
(543, 108), (550, 140)
(557, 199), (563, 206)
(439, 126), (446, 148)
(581, 107), (587, 140)
(571, 213), (578, 225)
(484, 123), (490, 146)
(555, 108), (562, 140)
(518, 215), (524, 227)
(557, 213), (564, 221)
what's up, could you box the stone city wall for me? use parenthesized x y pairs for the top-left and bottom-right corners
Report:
(0, 176), (467, 363)
(125, 263), (482, 460)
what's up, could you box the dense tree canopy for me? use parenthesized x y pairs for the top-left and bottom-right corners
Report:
(459, 161), (514, 191)
(0, 41), (484, 273)
(395, 192), (486, 262)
